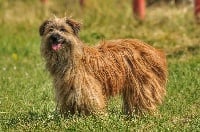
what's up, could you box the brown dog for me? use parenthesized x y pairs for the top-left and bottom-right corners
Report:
(39, 17), (167, 116)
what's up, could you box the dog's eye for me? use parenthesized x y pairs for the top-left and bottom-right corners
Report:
(48, 28), (54, 32)
(60, 28), (67, 32)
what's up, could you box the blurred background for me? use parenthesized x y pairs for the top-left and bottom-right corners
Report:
(0, 0), (199, 48)
(0, 0), (199, 131)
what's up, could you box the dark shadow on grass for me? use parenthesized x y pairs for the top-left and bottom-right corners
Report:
(167, 44), (200, 59)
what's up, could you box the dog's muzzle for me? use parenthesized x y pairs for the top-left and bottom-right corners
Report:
(49, 33), (64, 51)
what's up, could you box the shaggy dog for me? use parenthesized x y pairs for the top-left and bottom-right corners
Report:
(39, 17), (167, 116)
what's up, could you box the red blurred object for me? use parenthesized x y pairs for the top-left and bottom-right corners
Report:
(195, 0), (200, 23)
(80, 0), (85, 7)
(41, 0), (48, 4)
(133, 0), (146, 20)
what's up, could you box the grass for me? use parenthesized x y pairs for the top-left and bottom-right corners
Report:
(0, 0), (200, 131)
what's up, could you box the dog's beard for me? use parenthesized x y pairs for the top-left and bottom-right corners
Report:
(41, 39), (72, 76)
(41, 36), (72, 63)
(41, 33), (83, 75)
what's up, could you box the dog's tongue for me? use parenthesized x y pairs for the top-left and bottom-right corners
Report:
(52, 43), (62, 51)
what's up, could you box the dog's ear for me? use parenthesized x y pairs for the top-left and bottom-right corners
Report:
(39, 20), (51, 36)
(66, 18), (81, 36)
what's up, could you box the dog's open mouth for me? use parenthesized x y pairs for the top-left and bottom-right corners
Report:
(52, 43), (62, 51)
(49, 34), (65, 51)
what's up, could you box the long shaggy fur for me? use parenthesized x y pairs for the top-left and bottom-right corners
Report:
(39, 17), (167, 116)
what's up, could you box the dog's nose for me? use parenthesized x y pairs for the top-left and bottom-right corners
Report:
(50, 34), (61, 43)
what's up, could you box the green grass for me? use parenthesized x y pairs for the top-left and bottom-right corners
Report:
(0, 0), (200, 131)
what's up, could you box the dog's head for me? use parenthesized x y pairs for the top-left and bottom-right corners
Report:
(39, 17), (81, 52)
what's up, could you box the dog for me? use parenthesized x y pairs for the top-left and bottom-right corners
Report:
(39, 17), (167, 116)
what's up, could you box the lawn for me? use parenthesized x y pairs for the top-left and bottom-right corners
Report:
(0, 0), (200, 131)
